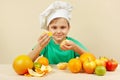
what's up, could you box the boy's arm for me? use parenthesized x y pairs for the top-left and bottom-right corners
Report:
(73, 44), (87, 55)
(60, 40), (87, 55)
(28, 33), (50, 61)
(28, 45), (43, 61)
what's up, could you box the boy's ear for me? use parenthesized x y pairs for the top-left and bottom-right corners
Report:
(47, 26), (49, 30)
(68, 25), (71, 30)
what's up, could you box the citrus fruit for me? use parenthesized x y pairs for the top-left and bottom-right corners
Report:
(57, 62), (68, 70)
(43, 30), (52, 37)
(28, 68), (45, 77)
(47, 31), (52, 37)
(79, 52), (96, 64)
(36, 56), (49, 66)
(13, 55), (33, 75)
(68, 58), (82, 73)
(95, 66), (106, 76)
(33, 62), (41, 68)
(60, 39), (69, 47)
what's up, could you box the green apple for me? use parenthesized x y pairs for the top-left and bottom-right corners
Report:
(95, 66), (106, 76)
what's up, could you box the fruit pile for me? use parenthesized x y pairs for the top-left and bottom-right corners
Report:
(57, 52), (118, 76)
(13, 53), (118, 77)
(13, 55), (52, 77)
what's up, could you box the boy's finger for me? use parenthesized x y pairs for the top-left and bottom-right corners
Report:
(38, 33), (47, 41)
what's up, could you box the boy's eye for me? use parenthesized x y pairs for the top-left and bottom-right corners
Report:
(61, 26), (66, 29)
(51, 26), (57, 29)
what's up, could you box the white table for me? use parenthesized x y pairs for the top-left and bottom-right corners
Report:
(0, 64), (120, 80)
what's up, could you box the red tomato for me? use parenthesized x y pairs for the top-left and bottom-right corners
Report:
(106, 59), (118, 71)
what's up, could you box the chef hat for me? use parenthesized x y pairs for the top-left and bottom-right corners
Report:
(40, 1), (73, 29)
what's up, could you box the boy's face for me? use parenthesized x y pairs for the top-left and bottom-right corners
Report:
(48, 18), (70, 43)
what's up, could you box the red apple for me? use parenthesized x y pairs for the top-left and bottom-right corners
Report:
(106, 59), (118, 71)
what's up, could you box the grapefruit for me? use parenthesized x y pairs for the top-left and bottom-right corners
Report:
(13, 55), (33, 75)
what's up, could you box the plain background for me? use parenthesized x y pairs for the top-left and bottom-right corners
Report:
(0, 0), (120, 64)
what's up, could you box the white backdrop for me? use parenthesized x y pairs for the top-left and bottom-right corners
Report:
(0, 0), (120, 63)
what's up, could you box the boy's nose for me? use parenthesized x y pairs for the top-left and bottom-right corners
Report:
(56, 29), (61, 33)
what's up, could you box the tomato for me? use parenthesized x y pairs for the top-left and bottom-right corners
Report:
(106, 59), (118, 71)
(83, 59), (96, 74)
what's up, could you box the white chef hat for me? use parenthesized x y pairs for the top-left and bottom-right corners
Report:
(40, 1), (73, 29)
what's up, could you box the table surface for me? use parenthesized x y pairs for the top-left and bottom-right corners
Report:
(0, 64), (120, 80)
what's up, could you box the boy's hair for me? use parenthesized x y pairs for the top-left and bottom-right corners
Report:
(47, 17), (70, 30)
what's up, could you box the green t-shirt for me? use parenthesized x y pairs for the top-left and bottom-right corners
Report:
(38, 37), (88, 64)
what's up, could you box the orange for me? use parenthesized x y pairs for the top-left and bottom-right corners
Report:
(43, 30), (52, 37)
(13, 55), (33, 75)
(37, 56), (49, 66)
(47, 31), (52, 37)
(79, 52), (96, 64)
(60, 39), (69, 48)
(68, 58), (82, 73)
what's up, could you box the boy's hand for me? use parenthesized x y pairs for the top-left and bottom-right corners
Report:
(60, 40), (76, 50)
(37, 33), (50, 48)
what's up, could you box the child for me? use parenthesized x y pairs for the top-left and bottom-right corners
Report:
(28, 1), (89, 64)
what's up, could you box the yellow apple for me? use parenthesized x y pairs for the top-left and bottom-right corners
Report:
(99, 56), (109, 63)
(83, 59), (96, 74)
(95, 59), (106, 67)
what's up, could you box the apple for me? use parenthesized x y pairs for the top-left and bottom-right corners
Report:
(83, 59), (96, 74)
(99, 56), (109, 62)
(95, 66), (106, 76)
(106, 59), (118, 71)
(95, 59), (106, 67)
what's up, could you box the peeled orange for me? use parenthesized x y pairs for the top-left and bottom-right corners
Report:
(13, 55), (33, 75)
